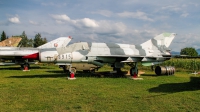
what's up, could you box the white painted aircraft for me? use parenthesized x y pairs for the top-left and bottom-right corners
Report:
(25, 33), (176, 75)
(0, 36), (72, 69)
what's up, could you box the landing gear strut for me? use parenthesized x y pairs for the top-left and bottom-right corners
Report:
(59, 65), (77, 79)
(128, 62), (138, 76)
(68, 65), (76, 80)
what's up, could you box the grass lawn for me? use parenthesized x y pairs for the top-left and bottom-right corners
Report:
(0, 64), (200, 111)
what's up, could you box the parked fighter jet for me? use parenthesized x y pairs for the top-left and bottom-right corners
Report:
(0, 36), (72, 69)
(24, 37), (100, 73)
(25, 33), (176, 75)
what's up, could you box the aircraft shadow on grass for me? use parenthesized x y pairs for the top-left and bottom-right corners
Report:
(148, 77), (200, 93)
(46, 71), (128, 78)
(7, 74), (67, 78)
(0, 66), (49, 70)
(46, 70), (66, 74)
(7, 70), (129, 78)
(140, 74), (157, 77)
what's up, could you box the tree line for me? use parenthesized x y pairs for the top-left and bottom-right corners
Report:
(180, 47), (198, 57)
(0, 31), (47, 47)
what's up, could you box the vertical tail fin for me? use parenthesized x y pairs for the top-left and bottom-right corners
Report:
(140, 33), (176, 49)
(0, 37), (22, 47)
(37, 36), (72, 49)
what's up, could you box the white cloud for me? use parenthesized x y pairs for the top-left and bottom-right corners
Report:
(50, 14), (70, 21)
(2, 0), (200, 52)
(41, 2), (67, 7)
(117, 11), (153, 21)
(95, 21), (126, 35)
(181, 13), (189, 17)
(161, 5), (181, 12)
(29, 20), (38, 25)
(189, 3), (199, 7)
(73, 18), (99, 28)
(50, 14), (99, 28)
(92, 10), (113, 17)
(8, 17), (20, 24)
(170, 33), (200, 52)
(49, 14), (158, 44)
(55, 20), (66, 24)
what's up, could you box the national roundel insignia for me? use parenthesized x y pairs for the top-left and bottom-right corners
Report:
(54, 43), (58, 47)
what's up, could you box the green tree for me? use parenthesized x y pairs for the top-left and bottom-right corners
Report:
(27, 38), (34, 47)
(1, 31), (7, 42)
(19, 31), (29, 47)
(33, 33), (47, 47)
(43, 37), (47, 44)
(180, 47), (198, 57)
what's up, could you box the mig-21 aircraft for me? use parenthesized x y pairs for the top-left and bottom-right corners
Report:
(25, 33), (176, 75)
(0, 36), (72, 70)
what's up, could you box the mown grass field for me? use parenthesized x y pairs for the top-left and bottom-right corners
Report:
(0, 62), (200, 111)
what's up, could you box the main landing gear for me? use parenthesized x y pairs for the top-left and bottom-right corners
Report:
(59, 65), (76, 74)
(59, 65), (76, 80)
(128, 62), (138, 76)
(111, 62), (138, 77)
(21, 63), (30, 71)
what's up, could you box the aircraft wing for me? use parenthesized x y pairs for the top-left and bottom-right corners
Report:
(0, 48), (39, 59)
(88, 55), (171, 66)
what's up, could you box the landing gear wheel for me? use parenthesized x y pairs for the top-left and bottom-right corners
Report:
(25, 63), (30, 68)
(130, 67), (138, 76)
(21, 63), (30, 70)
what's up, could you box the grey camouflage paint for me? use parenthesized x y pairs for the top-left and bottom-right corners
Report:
(48, 33), (176, 67)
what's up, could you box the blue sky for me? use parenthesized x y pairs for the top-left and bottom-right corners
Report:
(0, 0), (200, 51)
